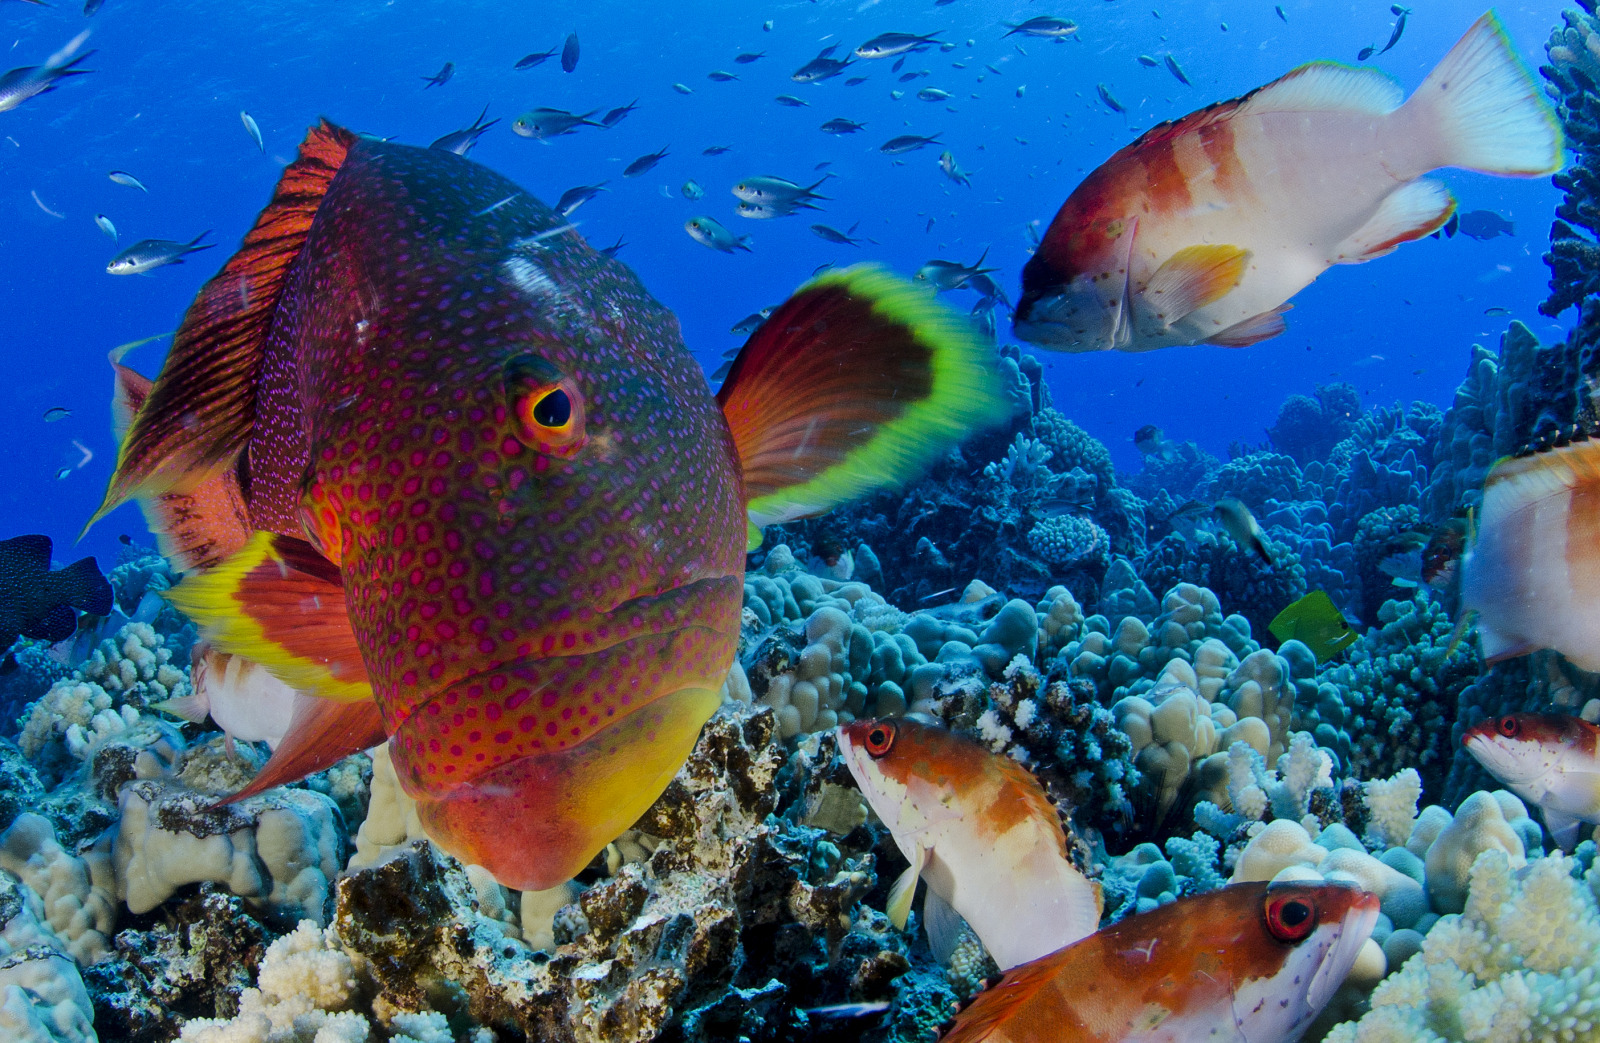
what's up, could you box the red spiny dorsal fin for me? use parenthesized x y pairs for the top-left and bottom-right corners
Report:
(89, 120), (357, 528)
(717, 264), (1006, 548)
(222, 694), (386, 804)
(163, 531), (371, 703)
(111, 356), (252, 572)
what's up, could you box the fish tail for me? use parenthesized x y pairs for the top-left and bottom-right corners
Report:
(718, 264), (1007, 540)
(1407, 11), (1561, 176)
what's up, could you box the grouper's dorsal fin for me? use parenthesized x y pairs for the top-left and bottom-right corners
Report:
(110, 356), (252, 572)
(89, 120), (357, 529)
(716, 264), (1006, 548)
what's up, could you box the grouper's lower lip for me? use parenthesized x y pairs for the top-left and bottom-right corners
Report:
(406, 681), (723, 891)
(386, 578), (742, 889)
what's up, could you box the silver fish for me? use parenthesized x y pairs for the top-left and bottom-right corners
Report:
(108, 170), (147, 192)
(938, 150), (970, 186)
(685, 215), (752, 253)
(811, 222), (861, 246)
(681, 179), (704, 200)
(914, 248), (995, 292)
(0, 33), (94, 114)
(855, 32), (941, 59)
(1002, 16), (1078, 38)
(732, 173), (831, 207)
(420, 62), (454, 89)
(240, 110), (265, 153)
(510, 107), (601, 139)
(94, 213), (117, 242)
(106, 232), (214, 276)
(820, 117), (867, 134)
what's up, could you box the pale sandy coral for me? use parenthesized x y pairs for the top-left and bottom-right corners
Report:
(17, 683), (113, 760)
(1326, 849), (1600, 1043)
(77, 621), (190, 710)
(1424, 791), (1527, 914)
(115, 779), (344, 921)
(1231, 820), (1328, 883)
(177, 920), (363, 1043)
(1364, 768), (1423, 850)
(1111, 677), (1219, 820)
(0, 871), (97, 1043)
(1035, 585), (1083, 661)
(0, 814), (115, 964)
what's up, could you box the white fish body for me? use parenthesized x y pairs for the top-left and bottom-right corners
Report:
(1462, 441), (1600, 672)
(838, 717), (1100, 971)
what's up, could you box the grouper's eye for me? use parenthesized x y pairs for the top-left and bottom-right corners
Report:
(504, 353), (586, 458)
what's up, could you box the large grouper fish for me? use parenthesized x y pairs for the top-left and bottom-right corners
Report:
(88, 121), (1004, 890)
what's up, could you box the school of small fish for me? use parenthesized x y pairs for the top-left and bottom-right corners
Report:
(7, 5), (1577, 1037)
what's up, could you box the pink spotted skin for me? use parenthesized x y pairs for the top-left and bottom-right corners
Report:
(246, 139), (746, 887)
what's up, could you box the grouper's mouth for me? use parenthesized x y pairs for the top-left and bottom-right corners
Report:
(388, 576), (743, 890)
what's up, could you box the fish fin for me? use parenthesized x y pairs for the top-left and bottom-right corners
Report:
(88, 120), (357, 529)
(163, 531), (372, 703)
(1543, 810), (1584, 852)
(151, 692), (211, 725)
(111, 358), (253, 572)
(1240, 60), (1403, 117)
(886, 843), (927, 931)
(221, 694), (386, 804)
(1141, 244), (1249, 327)
(1443, 609), (1475, 661)
(1334, 180), (1456, 263)
(936, 943), (1073, 1043)
(1478, 621), (1536, 664)
(1406, 11), (1561, 176)
(718, 264), (1006, 528)
(1206, 303), (1291, 348)
(1249, 534), (1275, 567)
(922, 887), (967, 965)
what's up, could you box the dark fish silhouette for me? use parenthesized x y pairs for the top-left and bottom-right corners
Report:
(514, 49), (557, 71)
(561, 32), (580, 73)
(1456, 209), (1514, 240)
(429, 106), (499, 156)
(623, 146), (669, 178)
(0, 535), (111, 651)
(421, 62), (454, 89)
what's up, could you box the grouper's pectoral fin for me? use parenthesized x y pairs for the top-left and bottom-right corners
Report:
(716, 264), (1008, 547)
(163, 531), (372, 703)
(1141, 244), (1249, 329)
(222, 693), (386, 805)
(87, 120), (357, 531)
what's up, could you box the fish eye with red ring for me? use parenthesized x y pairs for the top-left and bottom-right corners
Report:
(504, 353), (586, 459)
(1497, 716), (1521, 738)
(864, 721), (897, 758)
(1263, 893), (1318, 943)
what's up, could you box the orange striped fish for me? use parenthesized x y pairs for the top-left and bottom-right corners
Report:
(838, 717), (1101, 971)
(1464, 713), (1600, 850)
(938, 882), (1379, 1043)
(1014, 11), (1561, 353)
(1461, 441), (1600, 674)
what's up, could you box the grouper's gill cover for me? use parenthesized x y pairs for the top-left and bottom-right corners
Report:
(92, 121), (1005, 890)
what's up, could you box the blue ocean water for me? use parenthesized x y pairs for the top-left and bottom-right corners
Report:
(0, 0), (1567, 565)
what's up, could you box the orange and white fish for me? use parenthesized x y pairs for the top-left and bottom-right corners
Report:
(1463, 713), (1600, 850)
(1459, 441), (1600, 674)
(1013, 11), (1561, 353)
(938, 882), (1379, 1043)
(837, 717), (1100, 971)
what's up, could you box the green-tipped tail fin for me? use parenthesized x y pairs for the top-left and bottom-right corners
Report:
(717, 264), (1006, 536)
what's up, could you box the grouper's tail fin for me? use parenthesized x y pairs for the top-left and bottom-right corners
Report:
(86, 120), (357, 532)
(1410, 11), (1562, 177)
(716, 264), (1007, 548)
